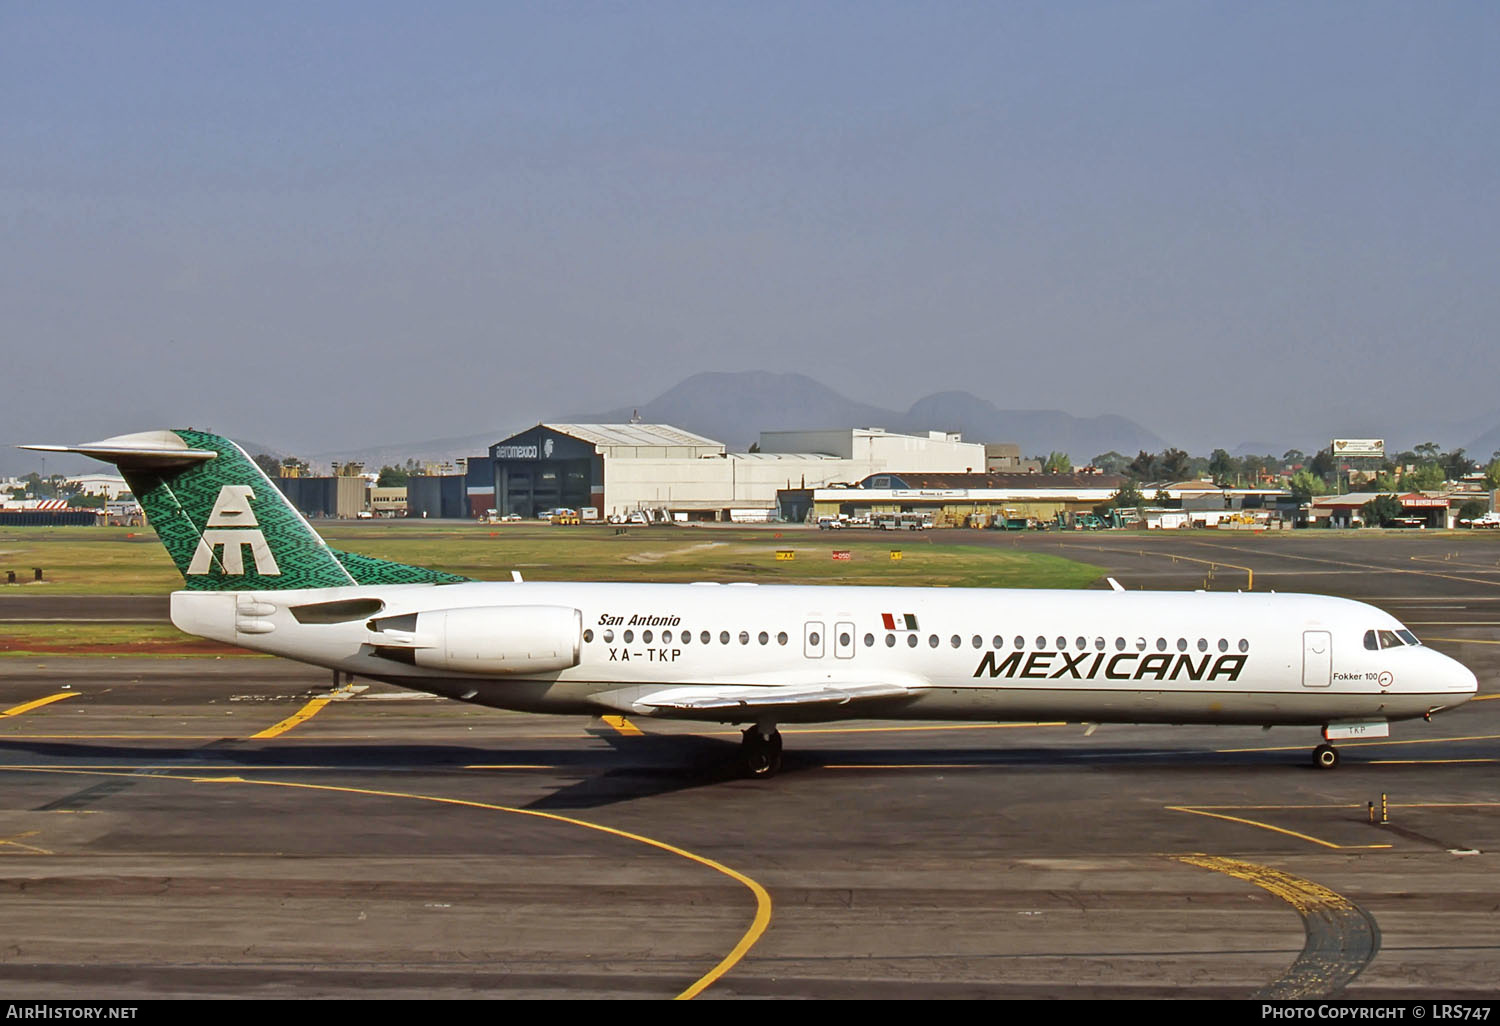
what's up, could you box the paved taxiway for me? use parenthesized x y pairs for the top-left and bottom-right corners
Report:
(1, 530), (1498, 999)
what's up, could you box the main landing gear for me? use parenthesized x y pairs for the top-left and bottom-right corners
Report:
(741, 724), (783, 778)
(1312, 743), (1341, 770)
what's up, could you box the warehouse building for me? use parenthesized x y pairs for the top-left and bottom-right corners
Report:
(800, 471), (1127, 527)
(270, 475), (367, 519)
(483, 424), (988, 521)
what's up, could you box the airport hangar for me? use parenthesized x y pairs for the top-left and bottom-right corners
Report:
(480, 424), (988, 521)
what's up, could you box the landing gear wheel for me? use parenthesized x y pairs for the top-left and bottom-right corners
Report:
(1312, 743), (1340, 770)
(741, 726), (783, 778)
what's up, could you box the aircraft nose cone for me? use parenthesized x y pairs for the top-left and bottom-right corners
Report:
(1456, 661), (1479, 698)
(1438, 650), (1479, 700)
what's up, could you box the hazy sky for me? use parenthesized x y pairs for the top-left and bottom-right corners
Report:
(4, 2), (1498, 473)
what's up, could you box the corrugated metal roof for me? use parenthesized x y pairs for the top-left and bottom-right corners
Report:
(543, 423), (723, 449)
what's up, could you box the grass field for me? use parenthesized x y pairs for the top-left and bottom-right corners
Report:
(0, 622), (257, 657)
(0, 523), (1106, 595)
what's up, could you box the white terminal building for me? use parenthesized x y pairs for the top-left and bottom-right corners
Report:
(482, 424), (986, 521)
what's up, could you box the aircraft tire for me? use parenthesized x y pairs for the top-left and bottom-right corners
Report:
(1312, 743), (1340, 770)
(742, 727), (783, 778)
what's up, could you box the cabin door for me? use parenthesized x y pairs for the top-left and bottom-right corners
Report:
(1302, 631), (1332, 687)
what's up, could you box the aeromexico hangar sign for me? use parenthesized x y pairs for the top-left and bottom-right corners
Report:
(491, 429), (592, 462)
(494, 439), (553, 459)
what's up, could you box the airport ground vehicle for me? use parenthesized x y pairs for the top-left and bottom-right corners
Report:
(25, 429), (1479, 779)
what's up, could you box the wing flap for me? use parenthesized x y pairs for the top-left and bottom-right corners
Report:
(632, 681), (914, 714)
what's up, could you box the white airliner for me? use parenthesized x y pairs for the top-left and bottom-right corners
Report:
(26, 430), (1479, 776)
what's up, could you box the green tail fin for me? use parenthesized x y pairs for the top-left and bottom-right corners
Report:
(123, 429), (360, 590)
(28, 429), (470, 590)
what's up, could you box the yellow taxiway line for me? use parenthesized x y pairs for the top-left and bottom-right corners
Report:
(0, 765), (770, 1000)
(1167, 805), (1390, 850)
(1175, 854), (1375, 998)
(1, 693), (77, 718)
(248, 683), (359, 740)
(249, 697), (332, 739)
(0, 830), (53, 856)
(184, 776), (770, 1000)
(600, 715), (644, 736)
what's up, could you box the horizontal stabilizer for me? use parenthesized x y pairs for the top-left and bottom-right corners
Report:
(21, 431), (216, 470)
(632, 681), (914, 714)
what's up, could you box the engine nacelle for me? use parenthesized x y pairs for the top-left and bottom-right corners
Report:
(373, 605), (582, 675)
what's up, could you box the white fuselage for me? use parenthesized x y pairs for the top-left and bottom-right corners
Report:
(171, 581), (1478, 730)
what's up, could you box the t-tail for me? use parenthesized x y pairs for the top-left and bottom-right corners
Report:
(22, 429), (469, 590)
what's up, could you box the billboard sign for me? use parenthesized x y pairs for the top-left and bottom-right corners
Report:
(1332, 438), (1385, 460)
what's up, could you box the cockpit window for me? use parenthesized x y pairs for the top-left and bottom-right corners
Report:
(1364, 630), (1379, 651)
(1378, 629), (1402, 649)
(1397, 629), (1420, 646)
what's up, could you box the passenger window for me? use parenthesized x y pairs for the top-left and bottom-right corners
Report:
(679, 631), (689, 645)
(624, 630), (634, 643)
(1076, 637), (1086, 650)
(1135, 637), (1147, 652)
(1197, 638), (1208, 652)
(1035, 636), (1046, 649)
(778, 632), (788, 645)
(993, 636), (1003, 649)
(662, 631), (672, 643)
(808, 631), (821, 646)
(950, 635), (961, 648)
(739, 631), (750, 645)
(886, 634), (897, 647)
(642, 630), (653, 644)
(865, 633), (875, 647)
(1115, 637), (1126, 651)
(1177, 638), (1187, 652)
(719, 631), (730, 644)
(1094, 637), (1105, 651)
(1056, 636), (1066, 650)
(584, 629), (594, 643)
(603, 629), (614, 643)
(1156, 638), (1167, 652)
(1238, 638), (1249, 653)
(972, 636), (982, 649)
(1217, 638), (1228, 652)
(701, 631), (711, 644)
(907, 635), (918, 648)
(758, 631), (769, 645)
(1015, 636), (1025, 649)
(928, 635), (939, 648)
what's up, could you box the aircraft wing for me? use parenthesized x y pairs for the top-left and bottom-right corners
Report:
(629, 681), (915, 714)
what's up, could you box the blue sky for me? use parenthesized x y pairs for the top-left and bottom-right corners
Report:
(4, 2), (1498, 470)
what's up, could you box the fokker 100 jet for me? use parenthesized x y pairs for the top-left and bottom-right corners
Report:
(25, 429), (1479, 777)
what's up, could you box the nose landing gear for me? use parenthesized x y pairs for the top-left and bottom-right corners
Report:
(741, 724), (783, 778)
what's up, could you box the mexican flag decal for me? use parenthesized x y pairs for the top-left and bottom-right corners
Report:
(881, 613), (919, 631)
